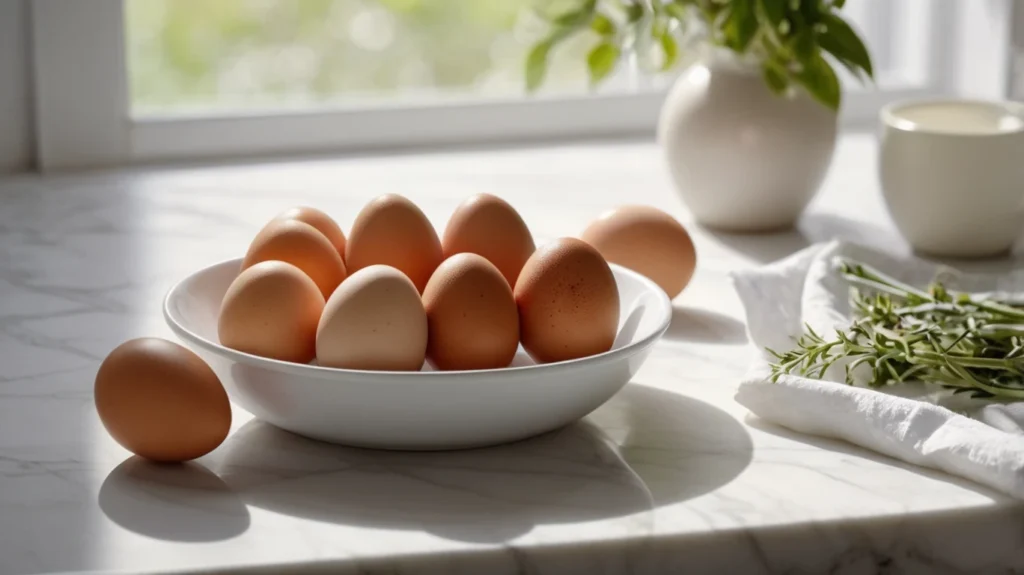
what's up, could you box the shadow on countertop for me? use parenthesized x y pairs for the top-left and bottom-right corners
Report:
(665, 305), (747, 344)
(707, 212), (901, 265)
(743, 416), (1011, 501)
(179, 384), (748, 545)
(216, 417), (652, 544)
(99, 457), (251, 542)
(593, 383), (754, 509)
(96, 385), (753, 545)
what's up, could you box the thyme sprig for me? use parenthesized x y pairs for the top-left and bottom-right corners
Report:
(768, 258), (1024, 400)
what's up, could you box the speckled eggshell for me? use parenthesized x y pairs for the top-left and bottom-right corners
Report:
(95, 338), (231, 462)
(442, 194), (536, 287)
(271, 206), (347, 258)
(218, 260), (326, 363)
(344, 194), (443, 294)
(316, 265), (427, 371)
(514, 237), (619, 364)
(423, 253), (519, 371)
(243, 218), (347, 298)
(581, 205), (697, 299)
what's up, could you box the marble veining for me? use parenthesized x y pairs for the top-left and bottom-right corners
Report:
(2, 134), (1024, 574)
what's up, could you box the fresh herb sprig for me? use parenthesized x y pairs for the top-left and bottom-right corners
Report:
(526, 0), (873, 111)
(768, 258), (1024, 400)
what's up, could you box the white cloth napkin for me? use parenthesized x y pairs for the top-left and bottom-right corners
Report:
(731, 241), (1024, 499)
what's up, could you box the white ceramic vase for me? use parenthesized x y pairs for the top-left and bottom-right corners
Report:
(658, 53), (838, 232)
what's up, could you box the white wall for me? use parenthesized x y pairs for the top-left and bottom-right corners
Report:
(0, 0), (33, 173)
(1014, 0), (1024, 99)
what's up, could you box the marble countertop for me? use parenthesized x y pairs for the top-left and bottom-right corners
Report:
(3, 133), (1023, 575)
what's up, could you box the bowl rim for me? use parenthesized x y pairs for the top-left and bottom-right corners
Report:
(163, 257), (672, 381)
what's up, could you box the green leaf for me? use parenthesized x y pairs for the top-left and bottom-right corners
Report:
(648, 15), (679, 70)
(659, 29), (679, 70)
(795, 52), (841, 110)
(587, 42), (620, 86)
(832, 0), (846, 8)
(756, 0), (785, 27)
(762, 61), (788, 93)
(651, 15), (668, 38)
(799, 0), (822, 23)
(525, 40), (554, 92)
(818, 14), (874, 79)
(624, 1), (644, 23)
(664, 2), (688, 22)
(553, 10), (590, 27)
(549, 0), (597, 26)
(722, 1), (758, 52)
(590, 13), (616, 36)
(792, 28), (816, 61)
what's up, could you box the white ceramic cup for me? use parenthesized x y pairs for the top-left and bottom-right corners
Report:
(879, 99), (1024, 258)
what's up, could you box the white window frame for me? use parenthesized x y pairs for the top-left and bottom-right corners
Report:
(30, 0), (1015, 172)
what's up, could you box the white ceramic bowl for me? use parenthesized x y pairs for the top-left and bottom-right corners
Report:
(164, 259), (671, 450)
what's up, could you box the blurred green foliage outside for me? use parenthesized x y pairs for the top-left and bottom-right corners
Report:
(126, 0), (600, 112)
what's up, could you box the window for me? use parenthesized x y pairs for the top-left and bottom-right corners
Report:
(125, 0), (610, 114)
(30, 0), (1015, 171)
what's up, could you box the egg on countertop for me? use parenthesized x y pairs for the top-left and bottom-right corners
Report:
(243, 218), (347, 298)
(442, 194), (536, 287)
(345, 194), (443, 293)
(218, 260), (326, 363)
(95, 338), (231, 462)
(271, 206), (347, 257)
(581, 205), (697, 299)
(317, 265), (427, 371)
(423, 253), (519, 371)
(514, 237), (620, 364)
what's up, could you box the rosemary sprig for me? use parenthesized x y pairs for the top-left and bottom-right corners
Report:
(768, 257), (1024, 400)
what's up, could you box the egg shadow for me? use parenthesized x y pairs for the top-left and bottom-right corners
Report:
(664, 306), (747, 344)
(98, 457), (250, 542)
(215, 384), (752, 544)
(613, 300), (646, 348)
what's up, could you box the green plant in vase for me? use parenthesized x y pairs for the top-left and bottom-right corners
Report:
(526, 0), (874, 110)
(525, 0), (876, 232)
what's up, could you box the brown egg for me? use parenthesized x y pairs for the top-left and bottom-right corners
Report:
(423, 253), (519, 370)
(218, 261), (325, 363)
(581, 205), (697, 298)
(345, 194), (442, 293)
(317, 265), (427, 371)
(442, 194), (536, 287)
(95, 338), (231, 462)
(272, 206), (347, 257)
(514, 238), (620, 363)
(243, 219), (347, 298)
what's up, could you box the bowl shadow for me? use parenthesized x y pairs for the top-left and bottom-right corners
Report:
(590, 383), (754, 506)
(216, 418), (652, 543)
(98, 457), (251, 542)
(664, 306), (747, 344)
(212, 384), (753, 544)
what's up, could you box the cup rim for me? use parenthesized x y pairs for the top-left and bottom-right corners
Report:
(880, 98), (1024, 137)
